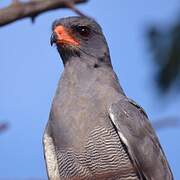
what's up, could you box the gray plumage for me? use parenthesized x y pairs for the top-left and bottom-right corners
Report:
(43, 16), (173, 180)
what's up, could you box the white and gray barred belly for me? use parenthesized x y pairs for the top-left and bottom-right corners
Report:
(56, 127), (139, 180)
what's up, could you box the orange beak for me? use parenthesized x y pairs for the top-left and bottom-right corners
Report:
(51, 25), (79, 46)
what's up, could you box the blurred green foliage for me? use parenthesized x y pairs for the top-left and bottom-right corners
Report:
(147, 16), (180, 94)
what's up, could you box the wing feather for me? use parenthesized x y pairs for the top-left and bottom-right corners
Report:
(108, 98), (173, 180)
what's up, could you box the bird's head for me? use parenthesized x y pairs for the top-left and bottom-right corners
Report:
(51, 16), (111, 66)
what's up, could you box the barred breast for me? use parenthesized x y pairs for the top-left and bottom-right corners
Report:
(56, 127), (139, 180)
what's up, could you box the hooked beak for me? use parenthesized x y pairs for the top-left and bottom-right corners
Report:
(50, 25), (80, 47)
(50, 32), (57, 46)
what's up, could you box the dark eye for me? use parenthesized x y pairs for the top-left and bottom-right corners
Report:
(75, 26), (91, 37)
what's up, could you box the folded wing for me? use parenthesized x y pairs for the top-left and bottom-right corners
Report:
(108, 98), (173, 180)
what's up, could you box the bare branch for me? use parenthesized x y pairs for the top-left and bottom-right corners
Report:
(64, 1), (87, 17)
(0, 0), (88, 27)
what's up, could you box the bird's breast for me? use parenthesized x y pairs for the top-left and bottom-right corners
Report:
(49, 65), (138, 179)
(55, 126), (138, 179)
(50, 92), (138, 179)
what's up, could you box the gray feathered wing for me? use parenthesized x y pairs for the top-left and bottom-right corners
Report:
(108, 98), (173, 180)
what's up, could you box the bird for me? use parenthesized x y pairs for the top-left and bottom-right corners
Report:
(43, 16), (173, 180)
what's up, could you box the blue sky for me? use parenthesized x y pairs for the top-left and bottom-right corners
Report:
(0, 0), (180, 179)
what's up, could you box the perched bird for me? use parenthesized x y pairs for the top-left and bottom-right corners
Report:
(43, 16), (173, 180)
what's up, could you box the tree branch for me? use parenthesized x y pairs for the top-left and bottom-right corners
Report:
(0, 0), (88, 27)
